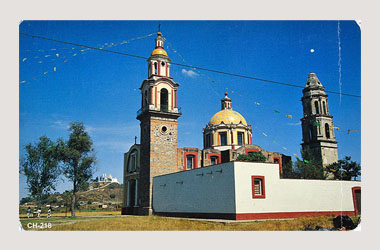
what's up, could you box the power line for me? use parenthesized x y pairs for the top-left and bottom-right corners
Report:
(20, 32), (361, 98)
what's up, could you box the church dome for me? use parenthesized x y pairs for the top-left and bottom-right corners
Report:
(209, 109), (248, 126)
(151, 48), (168, 56)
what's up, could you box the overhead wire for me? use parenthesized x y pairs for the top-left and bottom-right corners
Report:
(19, 32), (361, 98)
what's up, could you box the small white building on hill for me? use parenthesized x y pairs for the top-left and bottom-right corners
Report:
(99, 173), (119, 184)
(152, 161), (360, 220)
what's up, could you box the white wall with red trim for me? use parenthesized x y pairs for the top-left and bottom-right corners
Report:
(152, 161), (360, 218)
(234, 162), (360, 214)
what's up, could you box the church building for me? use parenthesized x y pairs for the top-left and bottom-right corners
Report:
(122, 32), (360, 219)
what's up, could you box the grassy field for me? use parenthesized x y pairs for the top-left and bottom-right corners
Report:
(19, 210), (121, 218)
(19, 215), (360, 231)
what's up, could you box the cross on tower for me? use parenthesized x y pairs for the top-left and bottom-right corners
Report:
(158, 22), (161, 33)
(134, 136), (137, 144)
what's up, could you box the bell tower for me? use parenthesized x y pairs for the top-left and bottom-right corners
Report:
(136, 31), (181, 215)
(301, 73), (338, 167)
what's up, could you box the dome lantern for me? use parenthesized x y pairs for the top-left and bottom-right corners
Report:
(221, 91), (232, 110)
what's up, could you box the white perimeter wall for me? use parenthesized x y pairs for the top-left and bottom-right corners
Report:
(152, 161), (360, 215)
(234, 162), (360, 214)
(153, 163), (236, 214)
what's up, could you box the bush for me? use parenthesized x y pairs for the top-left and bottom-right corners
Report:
(87, 201), (92, 205)
(237, 151), (266, 162)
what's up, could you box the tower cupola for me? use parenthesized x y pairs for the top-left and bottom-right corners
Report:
(148, 32), (171, 78)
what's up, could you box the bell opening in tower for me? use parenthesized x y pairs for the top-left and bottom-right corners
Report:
(160, 88), (168, 112)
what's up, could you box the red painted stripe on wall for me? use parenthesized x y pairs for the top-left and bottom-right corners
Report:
(155, 87), (157, 108)
(153, 210), (356, 221)
(150, 86), (153, 104)
(235, 211), (356, 220)
(174, 89), (177, 107)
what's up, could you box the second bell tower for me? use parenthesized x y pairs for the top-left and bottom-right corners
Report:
(301, 73), (338, 168)
(137, 31), (181, 215)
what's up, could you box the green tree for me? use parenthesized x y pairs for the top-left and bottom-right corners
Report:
(59, 122), (96, 217)
(326, 156), (361, 180)
(20, 136), (61, 206)
(237, 151), (266, 162)
(109, 194), (116, 199)
(281, 159), (296, 178)
(293, 148), (326, 180)
(19, 197), (32, 205)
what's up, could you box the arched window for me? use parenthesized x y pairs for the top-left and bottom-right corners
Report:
(160, 88), (168, 112)
(237, 132), (244, 145)
(314, 101), (319, 114)
(210, 156), (218, 165)
(144, 90), (148, 108)
(205, 133), (212, 148)
(325, 123), (330, 139)
(128, 150), (137, 173)
(220, 132), (227, 146)
(309, 126), (313, 141)
(323, 101), (327, 114)
(186, 155), (194, 170)
(154, 62), (158, 74)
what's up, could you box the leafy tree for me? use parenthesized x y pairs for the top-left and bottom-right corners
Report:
(326, 156), (361, 180)
(109, 194), (116, 199)
(281, 159), (297, 178)
(20, 136), (61, 206)
(48, 196), (58, 204)
(20, 196), (32, 205)
(58, 122), (96, 217)
(237, 151), (266, 162)
(78, 180), (90, 192)
(293, 148), (326, 180)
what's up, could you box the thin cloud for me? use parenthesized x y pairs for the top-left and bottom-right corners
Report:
(94, 140), (134, 153)
(286, 122), (301, 126)
(181, 69), (199, 78)
(86, 123), (139, 136)
(50, 120), (70, 130)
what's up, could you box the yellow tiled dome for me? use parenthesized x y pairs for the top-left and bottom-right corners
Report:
(151, 48), (168, 57)
(209, 109), (247, 125)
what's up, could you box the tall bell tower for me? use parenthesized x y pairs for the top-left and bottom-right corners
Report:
(136, 31), (181, 215)
(301, 73), (338, 167)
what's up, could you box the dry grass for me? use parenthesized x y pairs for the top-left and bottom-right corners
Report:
(20, 214), (358, 231)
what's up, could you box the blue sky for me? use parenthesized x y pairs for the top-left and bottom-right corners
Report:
(19, 20), (361, 199)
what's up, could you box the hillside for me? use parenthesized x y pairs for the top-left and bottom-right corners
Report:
(21, 182), (123, 207)
(77, 182), (123, 204)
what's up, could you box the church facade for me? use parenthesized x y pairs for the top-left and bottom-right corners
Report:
(122, 32), (359, 219)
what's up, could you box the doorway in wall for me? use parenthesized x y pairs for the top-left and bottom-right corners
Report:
(352, 187), (361, 216)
